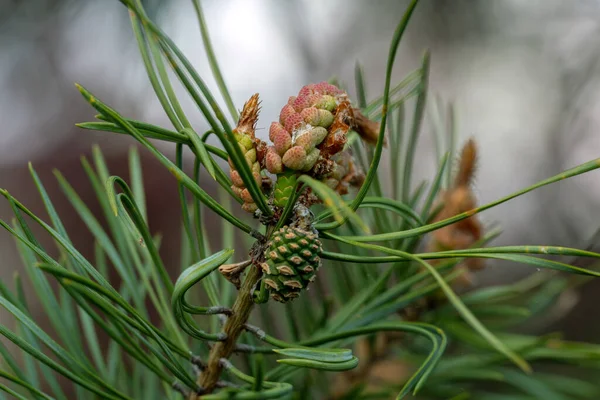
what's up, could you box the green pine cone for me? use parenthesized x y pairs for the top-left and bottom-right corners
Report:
(273, 171), (298, 207)
(260, 226), (323, 302)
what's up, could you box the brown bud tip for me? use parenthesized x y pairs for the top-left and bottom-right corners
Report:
(219, 260), (251, 289)
(254, 138), (268, 167)
(235, 94), (261, 138)
(454, 138), (478, 187)
(352, 108), (385, 147)
(261, 175), (273, 192)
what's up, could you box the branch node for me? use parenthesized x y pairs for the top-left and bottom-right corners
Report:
(244, 323), (266, 340)
(219, 358), (233, 369)
(191, 355), (207, 370)
(216, 380), (240, 389)
(233, 343), (256, 353)
(206, 306), (233, 315)
(172, 382), (189, 397)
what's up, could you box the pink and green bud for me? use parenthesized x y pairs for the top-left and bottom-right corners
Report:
(266, 147), (283, 174)
(292, 95), (310, 112)
(272, 127), (292, 156)
(293, 127), (327, 151)
(302, 148), (320, 171)
(292, 92), (321, 112)
(269, 122), (285, 142)
(284, 113), (303, 133)
(297, 84), (315, 99)
(293, 131), (313, 151)
(230, 94), (267, 213)
(279, 104), (296, 125)
(300, 107), (319, 125)
(314, 81), (343, 96)
(301, 107), (334, 128)
(282, 145), (307, 170)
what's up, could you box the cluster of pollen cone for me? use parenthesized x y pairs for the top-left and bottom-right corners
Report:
(229, 82), (375, 213)
(226, 82), (379, 302)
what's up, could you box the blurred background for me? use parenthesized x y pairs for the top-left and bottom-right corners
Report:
(2, 0), (600, 349)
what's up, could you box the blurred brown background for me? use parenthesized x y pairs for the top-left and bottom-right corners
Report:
(2, 0), (600, 348)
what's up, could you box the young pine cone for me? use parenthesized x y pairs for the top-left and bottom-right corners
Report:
(265, 82), (353, 175)
(229, 94), (264, 213)
(260, 226), (323, 303)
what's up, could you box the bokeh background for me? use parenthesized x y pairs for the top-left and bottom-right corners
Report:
(2, 0), (600, 358)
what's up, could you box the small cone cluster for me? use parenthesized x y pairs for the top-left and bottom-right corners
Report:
(265, 82), (352, 176)
(229, 94), (264, 213)
(260, 226), (323, 302)
(229, 84), (378, 216)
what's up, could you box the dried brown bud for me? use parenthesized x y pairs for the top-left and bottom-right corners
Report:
(352, 108), (386, 147)
(427, 139), (484, 274)
(219, 260), (252, 289)
(318, 100), (353, 158)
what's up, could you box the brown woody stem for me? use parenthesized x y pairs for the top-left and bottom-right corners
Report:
(190, 264), (262, 397)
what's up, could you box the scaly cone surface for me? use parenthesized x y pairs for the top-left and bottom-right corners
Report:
(260, 225), (323, 303)
(266, 82), (352, 177)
